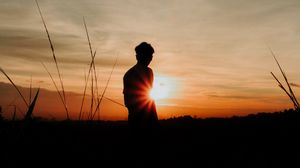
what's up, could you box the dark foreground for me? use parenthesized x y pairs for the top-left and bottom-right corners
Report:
(1, 110), (300, 168)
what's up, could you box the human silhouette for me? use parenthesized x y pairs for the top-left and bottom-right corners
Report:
(123, 42), (160, 166)
(123, 42), (159, 134)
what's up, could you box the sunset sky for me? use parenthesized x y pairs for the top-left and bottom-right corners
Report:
(1, 0), (300, 120)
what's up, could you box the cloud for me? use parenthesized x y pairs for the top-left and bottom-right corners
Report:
(1, 0), (300, 118)
(207, 94), (260, 100)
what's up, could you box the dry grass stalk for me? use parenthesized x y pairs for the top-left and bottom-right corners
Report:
(269, 47), (299, 111)
(89, 72), (95, 120)
(270, 72), (297, 108)
(78, 17), (98, 120)
(0, 68), (29, 107)
(84, 17), (100, 120)
(91, 57), (118, 120)
(0, 68), (40, 120)
(24, 88), (40, 121)
(35, 0), (69, 119)
(41, 62), (69, 114)
(103, 96), (125, 107)
(78, 51), (96, 120)
(29, 75), (32, 104)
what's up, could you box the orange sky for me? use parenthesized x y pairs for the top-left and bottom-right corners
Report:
(1, 0), (300, 120)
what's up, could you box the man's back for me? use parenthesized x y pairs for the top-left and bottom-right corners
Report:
(123, 63), (153, 110)
(123, 63), (158, 131)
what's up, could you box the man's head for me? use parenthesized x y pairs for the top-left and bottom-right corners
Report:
(135, 42), (154, 66)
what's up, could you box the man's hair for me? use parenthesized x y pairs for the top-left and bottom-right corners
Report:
(135, 42), (154, 56)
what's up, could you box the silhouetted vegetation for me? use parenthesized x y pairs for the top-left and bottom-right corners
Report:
(269, 48), (300, 111)
(1, 109), (300, 167)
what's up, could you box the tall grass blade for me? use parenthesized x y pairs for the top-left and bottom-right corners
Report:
(0, 68), (29, 107)
(91, 57), (118, 120)
(270, 72), (297, 106)
(79, 18), (97, 120)
(24, 88), (40, 121)
(268, 46), (299, 109)
(41, 62), (69, 117)
(83, 17), (93, 60)
(78, 50), (97, 120)
(35, 0), (69, 119)
(29, 75), (32, 104)
(272, 54), (299, 107)
(103, 96), (125, 107)
(88, 71), (94, 120)
(80, 69), (87, 119)
(84, 16), (99, 118)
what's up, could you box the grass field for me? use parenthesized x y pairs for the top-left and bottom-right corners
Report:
(1, 109), (300, 168)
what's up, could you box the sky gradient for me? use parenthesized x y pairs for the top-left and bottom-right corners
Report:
(1, 0), (300, 120)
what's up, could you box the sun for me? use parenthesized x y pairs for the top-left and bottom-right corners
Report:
(150, 76), (175, 102)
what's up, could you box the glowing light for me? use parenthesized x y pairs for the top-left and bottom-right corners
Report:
(150, 76), (176, 101)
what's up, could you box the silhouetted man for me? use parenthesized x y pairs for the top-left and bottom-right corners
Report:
(123, 42), (159, 134)
(123, 42), (160, 167)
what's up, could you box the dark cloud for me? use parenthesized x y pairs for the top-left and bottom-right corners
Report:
(207, 94), (260, 100)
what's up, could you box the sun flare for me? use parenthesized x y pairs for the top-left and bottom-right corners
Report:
(150, 76), (176, 102)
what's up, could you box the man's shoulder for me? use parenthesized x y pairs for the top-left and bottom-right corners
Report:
(124, 66), (137, 78)
(124, 64), (153, 78)
(127, 66), (137, 73)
